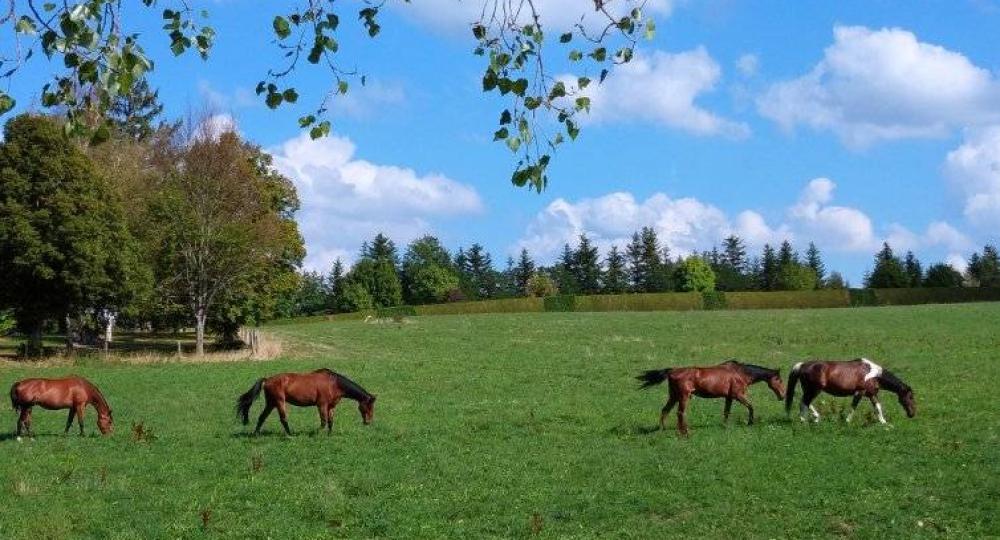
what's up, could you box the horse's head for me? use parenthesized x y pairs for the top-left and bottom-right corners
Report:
(359, 395), (376, 425)
(898, 388), (916, 418)
(766, 371), (786, 400)
(98, 409), (114, 435)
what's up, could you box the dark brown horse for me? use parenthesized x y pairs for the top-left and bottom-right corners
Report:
(236, 368), (376, 435)
(785, 358), (916, 424)
(637, 360), (785, 435)
(9, 377), (113, 436)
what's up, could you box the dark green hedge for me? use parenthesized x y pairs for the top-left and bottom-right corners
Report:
(572, 292), (704, 312)
(701, 291), (727, 310)
(871, 287), (1000, 306)
(724, 290), (851, 310)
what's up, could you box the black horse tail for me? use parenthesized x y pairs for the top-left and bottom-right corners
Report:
(236, 378), (266, 425)
(785, 362), (802, 415)
(636, 368), (672, 389)
(10, 382), (19, 412)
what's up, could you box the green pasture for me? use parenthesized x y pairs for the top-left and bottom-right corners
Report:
(0, 304), (998, 538)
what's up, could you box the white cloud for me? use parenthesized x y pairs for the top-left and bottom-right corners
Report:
(198, 80), (257, 109)
(190, 113), (240, 142)
(758, 26), (1000, 147)
(564, 48), (750, 138)
(945, 253), (968, 273)
(944, 126), (1000, 229)
(270, 133), (483, 271)
(514, 177), (972, 262)
(397, 0), (673, 34)
(736, 53), (759, 78)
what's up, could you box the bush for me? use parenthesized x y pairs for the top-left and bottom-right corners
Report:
(702, 291), (727, 310)
(849, 288), (877, 307)
(674, 257), (716, 292)
(725, 290), (850, 310)
(413, 297), (543, 316)
(543, 295), (576, 312)
(573, 292), (704, 312)
(526, 273), (558, 297)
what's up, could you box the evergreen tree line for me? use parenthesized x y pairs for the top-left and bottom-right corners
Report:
(287, 229), (849, 315)
(864, 243), (1000, 289)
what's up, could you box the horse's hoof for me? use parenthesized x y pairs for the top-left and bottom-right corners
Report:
(16, 436), (22, 443)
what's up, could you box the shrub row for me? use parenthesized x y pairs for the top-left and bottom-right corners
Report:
(573, 292), (704, 312)
(724, 289), (851, 310)
(865, 287), (1000, 306)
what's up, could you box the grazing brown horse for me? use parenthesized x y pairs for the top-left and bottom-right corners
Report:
(637, 360), (786, 435)
(786, 359), (915, 424)
(236, 368), (376, 435)
(9, 377), (113, 436)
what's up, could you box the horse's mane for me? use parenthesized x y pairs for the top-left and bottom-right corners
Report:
(725, 360), (779, 382)
(83, 380), (111, 414)
(877, 370), (911, 395)
(314, 368), (372, 401)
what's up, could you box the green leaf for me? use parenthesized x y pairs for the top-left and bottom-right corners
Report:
(265, 92), (283, 109)
(0, 93), (15, 115)
(90, 124), (111, 145)
(644, 18), (656, 40)
(547, 81), (566, 100)
(310, 120), (331, 139)
(577, 77), (591, 89)
(559, 32), (573, 43)
(499, 110), (512, 125)
(337, 80), (349, 94)
(575, 96), (591, 112)
(493, 127), (509, 141)
(506, 136), (521, 152)
(273, 16), (291, 39)
(568, 50), (583, 62)
(589, 47), (607, 62)
(298, 115), (316, 127)
(15, 16), (37, 35)
(282, 88), (298, 103)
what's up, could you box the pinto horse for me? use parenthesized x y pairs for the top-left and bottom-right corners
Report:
(236, 369), (376, 435)
(637, 360), (785, 435)
(9, 377), (113, 436)
(785, 358), (916, 424)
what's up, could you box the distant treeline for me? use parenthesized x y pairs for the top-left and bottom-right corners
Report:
(283, 228), (1000, 317)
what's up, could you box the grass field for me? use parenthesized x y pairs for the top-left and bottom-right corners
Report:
(1, 304), (998, 538)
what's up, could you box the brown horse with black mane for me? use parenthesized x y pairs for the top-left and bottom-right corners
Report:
(9, 377), (114, 436)
(786, 358), (915, 424)
(236, 369), (376, 435)
(637, 360), (785, 435)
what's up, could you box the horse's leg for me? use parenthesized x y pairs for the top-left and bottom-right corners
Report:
(276, 401), (292, 436)
(22, 407), (33, 437)
(75, 403), (87, 435)
(64, 409), (76, 434)
(734, 394), (754, 425)
(15, 407), (28, 436)
(327, 399), (340, 434)
(254, 403), (274, 435)
(801, 387), (820, 423)
(845, 393), (863, 423)
(869, 395), (888, 424)
(659, 395), (677, 430)
(723, 397), (733, 424)
(676, 394), (690, 436)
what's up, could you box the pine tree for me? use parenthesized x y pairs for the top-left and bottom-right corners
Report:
(554, 243), (579, 294)
(638, 226), (664, 292)
(327, 258), (345, 310)
(464, 244), (497, 299)
(805, 242), (826, 288)
(722, 235), (747, 272)
(513, 248), (535, 295)
(364, 233), (398, 266)
(573, 234), (602, 294)
(778, 240), (797, 269)
(865, 243), (908, 288)
(759, 244), (779, 291)
(968, 245), (1000, 287)
(626, 231), (644, 292)
(603, 245), (628, 293)
(903, 251), (923, 288)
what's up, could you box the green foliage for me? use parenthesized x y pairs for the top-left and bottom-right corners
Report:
(525, 272), (558, 297)
(401, 236), (460, 305)
(344, 258), (402, 309)
(0, 115), (143, 354)
(871, 287), (1000, 306)
(513, 249), (536, 293)
(338, 279), (375, 312)
(924, 263), (965, 288)
(0, 309), (15, 335)
(456, 244), (498, 300)
(777, 263), (818, 291)
(573, 234), (602, 294)
(543, 295), (577, 312)
(701, 291), (727, 310)
(865, 243), (909, 288)
(602, 245), (629, 294)
(674, 257), (716, 293)
(967, 245), (1000, 287)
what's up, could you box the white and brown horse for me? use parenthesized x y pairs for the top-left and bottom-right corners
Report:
(785, 359), (915, 424)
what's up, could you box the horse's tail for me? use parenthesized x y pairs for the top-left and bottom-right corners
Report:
(9, 382), (19, 412)
(785, 362), (802, 414)
(236, 378), (266, 425)
(636, 368), (672, 389)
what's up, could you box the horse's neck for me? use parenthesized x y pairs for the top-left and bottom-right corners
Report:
(88, 388), (110, 413)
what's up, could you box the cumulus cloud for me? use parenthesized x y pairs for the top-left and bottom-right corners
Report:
(514, 177), (970, 262)
(944, 127), (1000, 229)
(270, 133), (483, 271)
(736, 53), (759, 78)
(397, 0), (673, 34)
(758, 26), (1000, 147)
(564, 48), (750, 138)
(326, 80), (406, 119)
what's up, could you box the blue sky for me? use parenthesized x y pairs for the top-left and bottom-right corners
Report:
(5, 1), (1000, 283)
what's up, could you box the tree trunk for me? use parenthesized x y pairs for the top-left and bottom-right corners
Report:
(103, 312), (117, 353)
(194, 308), (206, 357)
(27, 322), (43, 358)
(64, 314), (74, 354)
